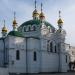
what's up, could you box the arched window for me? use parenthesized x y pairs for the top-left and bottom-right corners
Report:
(24, 27), (26, 32)
(50, 42), (53, 52)
(33, 26), (36, 31)
(16, 50), (20, 60)
(58, 43), (60, 52)
(55, 45), (57, 53)
(47, 40), (50, 52)
(29, 26), (31, 31)
(33, 51), (37, 61)
(66, 55), (67, 63)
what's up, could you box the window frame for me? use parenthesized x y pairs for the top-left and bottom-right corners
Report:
(16, 50), (20, 60)
(50, 42), (53, 52)
(32, 25), (36, 31)
(66, 55), (67, 63)
(24, 26), (26, 32)
(47, 40), (50, 52)
(33, 51), (37, 61)
(55, 45), (57, 53)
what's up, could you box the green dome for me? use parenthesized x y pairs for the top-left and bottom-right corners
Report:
(18, 19), (55, 31)
(8, 31), (23, 37)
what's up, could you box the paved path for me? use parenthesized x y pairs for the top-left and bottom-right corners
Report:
(25, 72), (75, 75)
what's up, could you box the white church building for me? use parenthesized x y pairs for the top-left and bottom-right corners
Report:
(0, 0), (69, 74)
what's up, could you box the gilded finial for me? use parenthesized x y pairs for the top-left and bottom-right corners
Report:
(39, 2), (45, 20)
(13, 11), (16, 21)
(59, 10), (61, 18)
(13, 11), (17, 25)
(57, 10), (63, 25)
(4, 20), (5, 27)
(2, 20), (7, 32)
(35, 0), (37, 9)
(33, 0), (39, 19)
(41, 3), (43, 13)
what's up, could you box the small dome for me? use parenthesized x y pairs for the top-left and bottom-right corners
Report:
(57, 18), (63, 25)
(2, 26), (7, 32)
(33, 9), (39, 17)
(39, 12), (45, 19)
(13, 19), (17, 26)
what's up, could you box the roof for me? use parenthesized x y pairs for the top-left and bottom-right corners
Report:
(8, 31), (23, 37)
(18, 19), (55, 31)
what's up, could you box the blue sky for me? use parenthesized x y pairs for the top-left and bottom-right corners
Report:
(0, 0), (75, 46)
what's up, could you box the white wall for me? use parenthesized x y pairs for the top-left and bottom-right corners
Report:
(0, 39), (4, 66)
(0, 68), (8, 75)
(8, 36), (26, 73)
(6, 30), (68, 73)
(60, 53), (68, 72)
(27, 38), (40, 73)
(41, 52), (59, 72)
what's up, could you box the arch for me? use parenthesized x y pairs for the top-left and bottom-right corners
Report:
(24, 26), (26, 32)
(32, 25), (36, 31)
(47, 40), (49, 52)
(28, 26), (31, 31)
(16, 50), (20, 60)
(55, 45), (57, 53)
(50, 42), (53, 52)
(58, 43), (61, 52)
(33, 51), (37, 61)
(66, 55), (67, 63)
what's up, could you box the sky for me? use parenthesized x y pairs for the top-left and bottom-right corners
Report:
(0, 0), (75, 46)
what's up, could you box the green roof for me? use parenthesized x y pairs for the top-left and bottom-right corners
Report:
(18, 19), (55, 31)
(8, 31), (23, 37)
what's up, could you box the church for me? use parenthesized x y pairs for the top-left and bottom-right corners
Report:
(0, 0), (69, 74)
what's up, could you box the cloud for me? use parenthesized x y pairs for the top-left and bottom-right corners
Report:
(0, 0), (34, 33)
(0, 0), (75, 46)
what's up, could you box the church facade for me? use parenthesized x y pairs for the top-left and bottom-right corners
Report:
(0, 1), (69, 74)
